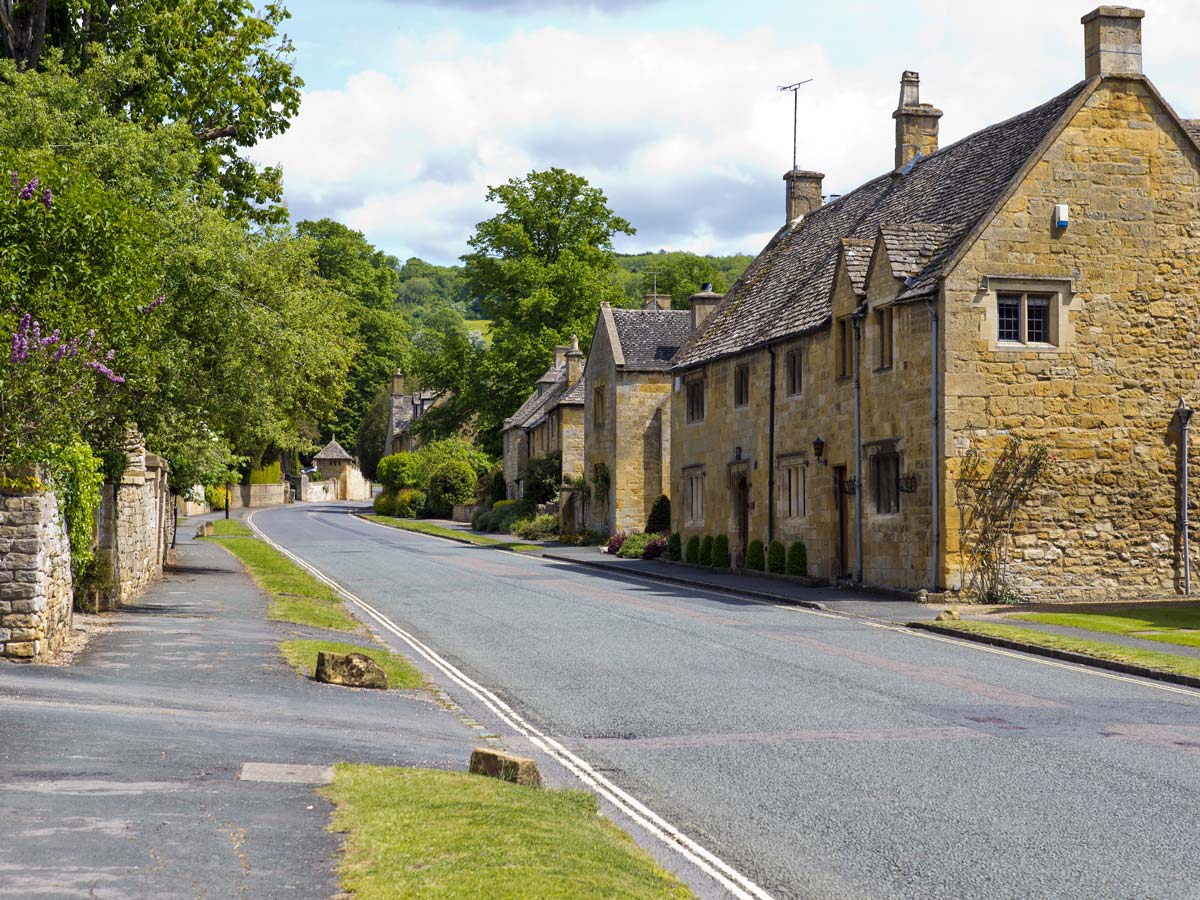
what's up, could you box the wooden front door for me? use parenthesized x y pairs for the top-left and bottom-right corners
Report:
(834, 465), (850, 578)
(736, 476), (750, 564)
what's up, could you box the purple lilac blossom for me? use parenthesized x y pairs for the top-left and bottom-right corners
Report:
(41, 187), (51, 211)
(10, 172), (18, 191)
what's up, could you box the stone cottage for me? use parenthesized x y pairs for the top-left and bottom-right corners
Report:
(579, 295), (697, 535)
(388, 369), (439, 455)
(671, 6), (1200, 601)
(501, 339), (585, 500)
(313, 439), (372, 502)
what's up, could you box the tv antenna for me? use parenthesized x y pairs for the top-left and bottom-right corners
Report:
(777, 78), (813, 177)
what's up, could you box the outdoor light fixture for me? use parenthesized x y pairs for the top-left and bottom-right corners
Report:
(812, 437), (827, 465)
(899, 471), (919, 493)
(841, 477), (858, 496)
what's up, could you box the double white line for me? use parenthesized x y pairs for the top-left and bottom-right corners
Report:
(247, 510), (776, 900)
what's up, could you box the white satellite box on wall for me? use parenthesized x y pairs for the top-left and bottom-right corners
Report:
(1054, 203), (1069, 229)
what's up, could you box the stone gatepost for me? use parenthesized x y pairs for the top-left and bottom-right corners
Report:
(0, 483), (74, 660)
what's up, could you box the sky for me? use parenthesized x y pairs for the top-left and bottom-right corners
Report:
(250, 0), (1200, 266)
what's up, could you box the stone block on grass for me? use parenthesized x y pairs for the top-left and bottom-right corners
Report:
(315, 651), (388, 689)
(468, 747), (542, 789)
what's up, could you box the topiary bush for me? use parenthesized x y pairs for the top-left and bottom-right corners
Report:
(607, 532), (627, 554)
(745, 539), (765, 571)
(393, 488), (426, 518)
(617, 533), (651, 559)
(787, 540), (808, 577)
(642, 535), (668, 560)
(645, 494), (671, 534)
(712, 534), (730, 569)
(667, 532), (682, 561)
(684, 535), (700, 564)
(767, 540), (786, 574)
(377, 452), (423, 490)
(428, 459), (478, 517)
(373, 489), (397, 516)
(698, 535), (713, 566)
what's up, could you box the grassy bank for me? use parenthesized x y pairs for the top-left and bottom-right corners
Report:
(363, 515), (541, 553)
(279, 639), (424, 689)
(324, 765), (692, 900)
(208, 533), (361, 632)
(1009, 604), (1200, 650)
(210, 518), (253, 537)
(928, 620), (1200, 679)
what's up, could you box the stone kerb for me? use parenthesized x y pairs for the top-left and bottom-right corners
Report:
(0, 485), (74, 660)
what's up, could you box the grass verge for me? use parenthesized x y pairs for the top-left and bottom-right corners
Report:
(279, 639), (424, 689)
(925, 620), (1200, 679)
(208, 535), (361, 632)
(363, 515), (541, 553)
(1009, 605), (1200, 650)
(209, 518), (253, 537)
(324, 765), (693, 900)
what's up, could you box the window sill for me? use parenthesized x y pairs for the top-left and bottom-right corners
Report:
(872, 365), (894, 374)
(992, 340), (1058, 352)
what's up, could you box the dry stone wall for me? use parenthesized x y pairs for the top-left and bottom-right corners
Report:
(0, 488), (73, 660)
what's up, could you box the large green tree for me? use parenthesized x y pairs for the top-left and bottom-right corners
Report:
(296, 218), (409, 455)
(460, 167), (633, 449)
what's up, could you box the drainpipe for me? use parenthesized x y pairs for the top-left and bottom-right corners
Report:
(852, 314), (863, 583)
(768, 346), (777, 544)
(1179, 397), (1193, 595)
(926, 297), (940, 591)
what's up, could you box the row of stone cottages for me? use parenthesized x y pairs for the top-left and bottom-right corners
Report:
(493, 6), (1198, 604)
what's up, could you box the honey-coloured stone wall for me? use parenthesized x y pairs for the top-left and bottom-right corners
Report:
(0, 487), (73, 660)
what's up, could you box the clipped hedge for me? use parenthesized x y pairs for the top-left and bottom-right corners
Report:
(712, 534), (730, 569)
(617, 533), (651, 559)
(745, 540), (765, 571)
(698, 535), (713, 567)
(684, 535), (700, 564)
(767, 540), (786, 574)
(787, 541), (808, 577)
(667, 532), (682, 561)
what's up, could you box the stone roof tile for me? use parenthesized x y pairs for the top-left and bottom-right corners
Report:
(610, 308), (694, 371)
(673, 81), (1088, 368)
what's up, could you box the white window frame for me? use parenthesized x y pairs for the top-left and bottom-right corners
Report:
(779, 458), (806, 520)
(683, 467), (706, 525)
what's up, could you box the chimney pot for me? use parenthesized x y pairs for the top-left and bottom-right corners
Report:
(1082, 6), (1144, 79)
(783, 169), (824, 223)
(565, 334), (583, 384)
(892, 71), (942, 172)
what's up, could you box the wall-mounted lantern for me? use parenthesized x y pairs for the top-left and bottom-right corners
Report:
(812, 436), (828, 466)
(841, 477), (858, 496)
(899, 471), (919, 494)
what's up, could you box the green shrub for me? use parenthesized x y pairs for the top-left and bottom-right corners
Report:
(205, 484), (229, 511)
(514, 513), (559, 540)
(767, 540), (786, 574)
(698, 535), (713, 566)
(787, 541), (808, 577)
(487, 499), (534, 534)
(471, 505), (487, 530)
(428, 459), (477, 517)
(712, 534), (730, 568)
(667, 532), (682, 561)
(745, 540), (765, 571)
(394, 488), (426, 518)
(377, 452), (423, 490)
(249, 460), (281, 484)
(645, 494), (671, 534)
(373, 490), (397, 516)
(493, 499), (516, 511)
(617, 532), (652, 559)
(522, 452), (563, 505)
(684, 535), (700, 564)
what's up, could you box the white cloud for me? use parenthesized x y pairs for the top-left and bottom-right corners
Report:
(254, 3), (1200, 265)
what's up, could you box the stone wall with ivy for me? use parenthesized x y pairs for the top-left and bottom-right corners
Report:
(0, 487), (74, 660)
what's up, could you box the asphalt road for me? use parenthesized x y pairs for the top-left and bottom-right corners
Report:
(256, 503), (1200, 900)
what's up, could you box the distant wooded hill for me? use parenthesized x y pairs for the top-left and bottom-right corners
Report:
(396, 251), (753, 322)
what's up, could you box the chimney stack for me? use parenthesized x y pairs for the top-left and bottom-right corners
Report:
(553, 344), (569, 369)
(784, 169), (824, 223)
(688, 283), (723, 333)
(565, 334), (583, 384)
(643, 293), (672, 311)
(392, 368), (405, 396)
(1083, 7), (1144, 78)
(893, 71), (942, 172)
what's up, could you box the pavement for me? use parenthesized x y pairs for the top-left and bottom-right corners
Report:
(255, 502), (1200, 900)
(0, 519), (478, 900)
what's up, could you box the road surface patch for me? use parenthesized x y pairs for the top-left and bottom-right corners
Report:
(239, 762), (334, 785)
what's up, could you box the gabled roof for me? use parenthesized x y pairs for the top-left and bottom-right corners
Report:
(610, 308), (694, 371)
(839, 238), (874, 297)
(673, 80), (1091, 369)
(878, 223), (959, 280)
(314, 439), (353, 461)
(504, 365), (562, 431)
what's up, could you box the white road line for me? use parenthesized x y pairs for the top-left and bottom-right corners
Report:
(246, 509), (775, 900)
(353, 511), (1200, 701)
